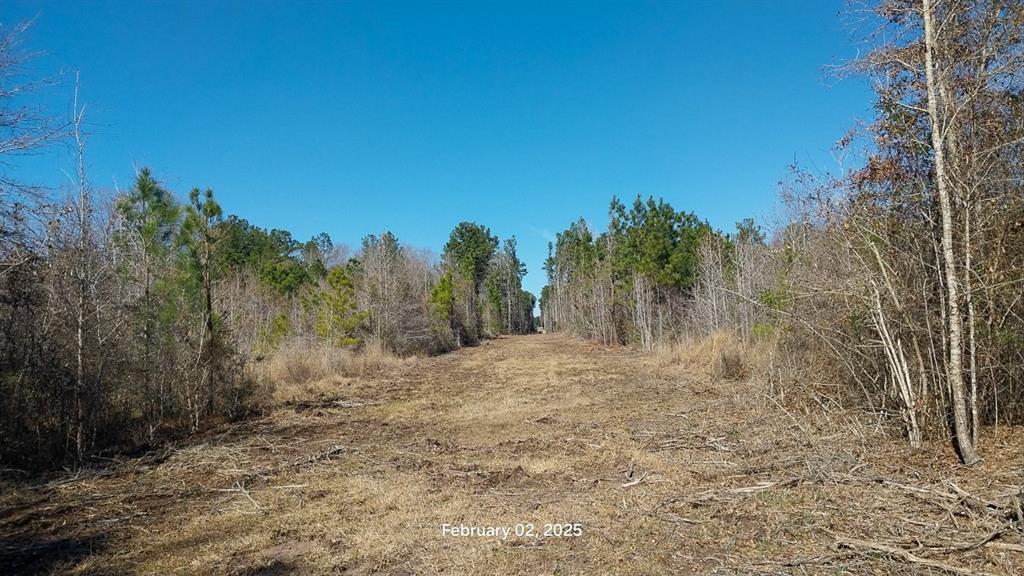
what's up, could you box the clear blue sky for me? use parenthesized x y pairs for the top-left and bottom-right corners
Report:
(6, 0), (873, 300)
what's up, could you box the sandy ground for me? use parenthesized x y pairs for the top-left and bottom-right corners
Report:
(1, 334), (1022, 575)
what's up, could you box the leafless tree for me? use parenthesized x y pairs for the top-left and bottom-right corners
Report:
(0, 21), (68, 264)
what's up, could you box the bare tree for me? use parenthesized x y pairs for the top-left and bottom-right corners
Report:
(0, 21), (68, 266)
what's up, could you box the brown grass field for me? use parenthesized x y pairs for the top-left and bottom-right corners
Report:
(2, 334), (1022, 575)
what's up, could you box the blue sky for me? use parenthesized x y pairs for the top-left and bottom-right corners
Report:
(6, 0), (873, 300)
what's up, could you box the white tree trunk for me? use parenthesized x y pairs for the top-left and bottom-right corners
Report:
(922, 0), (980, 465)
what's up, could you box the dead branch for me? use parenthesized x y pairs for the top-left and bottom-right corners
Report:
(290, 444), (353, 468)
(835, 535), (996, 576)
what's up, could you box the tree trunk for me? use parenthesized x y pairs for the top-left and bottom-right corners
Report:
(965, 205), (979, 447)
(922, 0), (980, 465)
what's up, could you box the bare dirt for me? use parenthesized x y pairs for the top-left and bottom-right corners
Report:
(1, 334), (1022, 575)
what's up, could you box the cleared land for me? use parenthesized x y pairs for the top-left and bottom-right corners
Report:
(1, 334), (1022, 575)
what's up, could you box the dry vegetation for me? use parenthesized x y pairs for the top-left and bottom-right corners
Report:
(255, 342), (406, 404)
(3, 2), (1024, 574)
(2, 334), (1021, 575)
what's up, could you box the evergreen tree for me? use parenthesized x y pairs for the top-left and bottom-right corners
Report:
(114, 168), (181, 425)
(181, 188), (224, 336)
(305, 266), (366, 347)
(178, 188), (229, 430)
(442, 222), (498, 343)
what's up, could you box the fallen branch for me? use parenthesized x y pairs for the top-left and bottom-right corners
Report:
(289, 397), (376, 411)
(835, 535), (995, 576)
(291, 444), (353, 468)
(848, 474), (1022, 525)
(215, 481), (263, 511)
(648, 434), (734, 452)
(692, 477), (799, 500)
(946, 481), (1020, 522)
(914, 529), (1009, 554)
(756, 551), (856, 568)
(985, 541), (1024, 554)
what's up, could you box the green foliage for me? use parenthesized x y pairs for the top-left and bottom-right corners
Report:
(179, 188), (224, 328)
(550, 218), (601, 283)
(751, 323), (776, 339)
(734, 217), (766, 246)
(261, 258), (312, 294)
(361, 231), (402, 269)
(308, 232), (333, 260)
(256, 314), (290, 356)
(483, 236), (531, 334)
(484, 268), (502, 333)
(216, 216), (270, 270)
(443, 222), (498, 290)
(543, 195), (731, 343)
(109, 168), (186, 431)
(115, 168), (181, 264)
(430, 271), (455, 323)
(519, 289), (536, 331)
(609, 195), (712, 290)
(442, 222), (499, 342)
(304, 267), (366, 347)
(757, 287), (787, 311)
(215, 215), (328, 295)
(539, 284), (552, 316)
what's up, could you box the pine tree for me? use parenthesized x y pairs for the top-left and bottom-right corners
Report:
(442, 222), (498, 343)
(114, 168), (181, 425)
(306, 267), (366, 347)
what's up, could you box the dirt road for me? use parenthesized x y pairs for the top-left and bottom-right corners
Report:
(2, 335), (1021, 574)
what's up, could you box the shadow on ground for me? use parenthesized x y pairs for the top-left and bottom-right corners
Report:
(0, 534), (116, 575)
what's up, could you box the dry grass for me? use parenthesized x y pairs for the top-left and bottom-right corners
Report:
(653, 330), (772, 381)
(1, 334), (1021, 575)
(253, 340), (406, 404)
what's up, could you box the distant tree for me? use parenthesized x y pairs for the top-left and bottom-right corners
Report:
(734, 218), (765, 246)
(302, 232), (332, 279)
(543, 196), (718, 347)
(305, 266), (365, 347)
(260, 258), (311, 295)
(519, 289), (536, 332)
(430, 271), (456, 330)
(484, 236), (529, 335)
(359, 231), (402, 346)
(609, 195), (711, 290)
(214, 216), (319, 295)
(442, 222), (498, 343)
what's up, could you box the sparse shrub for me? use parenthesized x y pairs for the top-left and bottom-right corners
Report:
(751, 323), (775, 340)
(256, 313), (291, 358)
(715, 345), (749, 381)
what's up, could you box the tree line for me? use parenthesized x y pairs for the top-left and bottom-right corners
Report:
(0, 26), (534, 469)
(541, 197), (774, 350)
(542, 0), (1024, 466)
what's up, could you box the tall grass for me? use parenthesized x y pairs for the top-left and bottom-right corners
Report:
(652, 330), (773, 381)
(251, 339), (405, 404)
